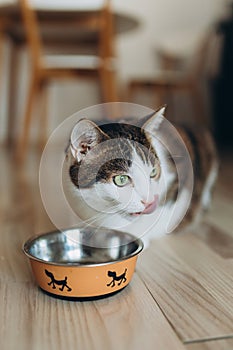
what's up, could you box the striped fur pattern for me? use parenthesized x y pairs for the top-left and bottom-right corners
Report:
(63, 107), (218, 247)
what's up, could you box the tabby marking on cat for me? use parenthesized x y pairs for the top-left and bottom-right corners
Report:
(63, 107), (217, 247)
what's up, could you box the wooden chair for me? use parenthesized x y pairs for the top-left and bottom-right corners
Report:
(0, 18), (16, 146)
(128, 28), (219, 125)
(17, 0), (118, 161)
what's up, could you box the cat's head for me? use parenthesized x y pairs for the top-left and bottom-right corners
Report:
(66, 107), (168, 219)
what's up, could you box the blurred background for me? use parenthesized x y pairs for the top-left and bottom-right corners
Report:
(0, 0), (232, 153)
(1, 2), (233, 347)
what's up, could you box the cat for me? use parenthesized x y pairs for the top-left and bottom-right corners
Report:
(63, 107), (218, 247)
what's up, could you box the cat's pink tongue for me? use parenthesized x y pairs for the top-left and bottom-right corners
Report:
(141, 195), (159, 215)
(131, 195), (159, 216)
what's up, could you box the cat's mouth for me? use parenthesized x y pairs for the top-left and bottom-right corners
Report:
(130, 195), (159, 216)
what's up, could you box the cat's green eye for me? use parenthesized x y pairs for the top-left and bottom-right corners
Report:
(113, 175), (130, 187)
(150, 168), (157, 178)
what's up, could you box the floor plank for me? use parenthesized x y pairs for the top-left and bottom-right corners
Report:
(195, 223), (233, 259)
(0, 275), (185, 350)
(1, 147), (233, 349)
(205, 193), (233, 237)
(0, 148), (186, 350)
(138, 232), (233, 343)
(186, 338), (233, 350)
(163, 231), (233, 315)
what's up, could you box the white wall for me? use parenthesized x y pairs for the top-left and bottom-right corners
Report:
(114, 0), (228, 80)
(0, 0), (229, 141)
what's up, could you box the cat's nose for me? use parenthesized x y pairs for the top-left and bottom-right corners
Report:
(140, 195), (159, 214)
(141, 198), (154, 208)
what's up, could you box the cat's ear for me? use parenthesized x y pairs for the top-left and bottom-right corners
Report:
(141, 106), (166, 133)
(70, 119), (109, 162)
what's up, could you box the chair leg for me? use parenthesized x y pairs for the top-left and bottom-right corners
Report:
(16, 74), (40, 162)
(0, 24), (18, 149)
(37, 81), (48, 153)
(106, 68), (118, 102)
(99, 65), (118, 102)
(7, 43), (21, 149)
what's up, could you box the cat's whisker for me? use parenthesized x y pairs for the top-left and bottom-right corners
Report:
(78, 203), (122, 228)
(64, 111), (218, 247)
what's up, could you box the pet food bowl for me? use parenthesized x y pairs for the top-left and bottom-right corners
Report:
(23, 226), (143, 300)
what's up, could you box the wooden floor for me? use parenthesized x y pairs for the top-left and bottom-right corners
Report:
(0, 147), (233, 350)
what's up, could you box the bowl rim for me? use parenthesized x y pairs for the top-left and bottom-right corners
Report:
(23, 227), (144, 267)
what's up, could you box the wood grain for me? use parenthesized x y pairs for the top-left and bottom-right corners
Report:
(164, 231), (233, 314)
(0, 148), (185, 350)
(186, 338), (233, 350)
(205, 192), (233, 237)
(0, 276), (185, 350)
(138, 234), (233, 342)
(195, 223), (233, 259)
(1, 147), (233, 349)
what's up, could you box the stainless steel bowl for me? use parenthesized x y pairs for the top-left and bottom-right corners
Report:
(23, 226), (143, 299)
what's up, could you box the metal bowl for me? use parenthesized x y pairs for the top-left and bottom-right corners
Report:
(23, 226), (143, 300)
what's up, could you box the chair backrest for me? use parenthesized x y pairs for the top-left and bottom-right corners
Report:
(19, 0), (43, 69)
(186, 27), (222, 83)
(99, 0), (114, 59)
(189, 32), (212, 80)
(18, 0), (113, 70)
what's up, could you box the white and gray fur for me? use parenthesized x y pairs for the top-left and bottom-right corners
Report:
(63, 107), (218, 247)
